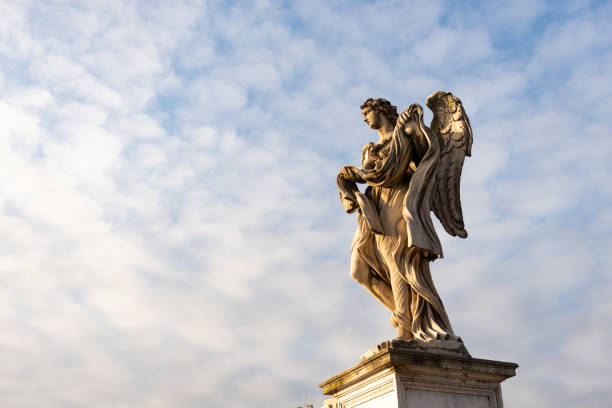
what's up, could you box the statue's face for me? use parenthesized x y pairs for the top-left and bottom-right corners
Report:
(362, 106), (381, 130)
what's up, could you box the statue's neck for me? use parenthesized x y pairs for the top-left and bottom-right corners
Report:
(377, 124), (395, 143)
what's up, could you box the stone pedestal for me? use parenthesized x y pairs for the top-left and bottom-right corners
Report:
(319, 340), (517, 408)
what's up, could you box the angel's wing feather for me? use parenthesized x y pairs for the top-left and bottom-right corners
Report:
(426, 91), (472, 238)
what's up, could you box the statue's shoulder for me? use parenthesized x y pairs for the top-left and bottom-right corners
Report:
(361, 142), (375, 168)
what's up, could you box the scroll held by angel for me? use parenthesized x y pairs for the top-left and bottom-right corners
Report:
(337, 92), (473, 342)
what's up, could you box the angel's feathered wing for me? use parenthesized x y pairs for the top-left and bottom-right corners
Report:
(426, 91), (473, 238)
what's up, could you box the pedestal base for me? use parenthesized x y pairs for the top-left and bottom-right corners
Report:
(319, 340), (517, 408)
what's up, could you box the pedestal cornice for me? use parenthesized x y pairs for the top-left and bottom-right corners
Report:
(319, 340), (518, 396)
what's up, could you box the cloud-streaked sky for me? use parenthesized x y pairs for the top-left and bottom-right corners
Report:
(1, 0), (611, 406)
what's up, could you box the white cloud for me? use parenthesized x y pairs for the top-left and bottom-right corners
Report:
(0, 1), (611, 407)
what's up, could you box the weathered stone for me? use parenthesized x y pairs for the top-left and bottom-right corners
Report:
(319, 341), (517, 408)
(324, 93), (517, 407)
(361, 339), (471, 360)
(336, 93), (473, 341)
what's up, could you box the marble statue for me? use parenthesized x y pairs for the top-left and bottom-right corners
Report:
(337, 92), (472, 342)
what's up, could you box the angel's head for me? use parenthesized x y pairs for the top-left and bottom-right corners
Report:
(360, 98), (398, 130)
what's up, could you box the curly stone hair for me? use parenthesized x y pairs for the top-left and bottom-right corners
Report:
(360, 98), (399, 124)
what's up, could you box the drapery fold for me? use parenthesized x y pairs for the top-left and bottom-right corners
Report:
(337, 103), (456, 341)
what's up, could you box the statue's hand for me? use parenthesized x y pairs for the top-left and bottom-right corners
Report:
(339, 192), (359, 213)
(339, 165), (364, 182)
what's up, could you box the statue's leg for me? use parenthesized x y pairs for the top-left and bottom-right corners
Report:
(350, 252), (395, 313)
(389, 264), (414, 341)
(404, 249), (457, 341)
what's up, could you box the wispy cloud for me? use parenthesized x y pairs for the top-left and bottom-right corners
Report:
(0, 1), (611, 407)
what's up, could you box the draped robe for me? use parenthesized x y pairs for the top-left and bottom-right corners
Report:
(337, 104), (457, 341)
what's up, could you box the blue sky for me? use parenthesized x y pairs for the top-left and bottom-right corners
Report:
(1, 0), (611, 407)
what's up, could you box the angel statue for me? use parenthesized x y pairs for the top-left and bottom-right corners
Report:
(337, 92), (472, 343)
